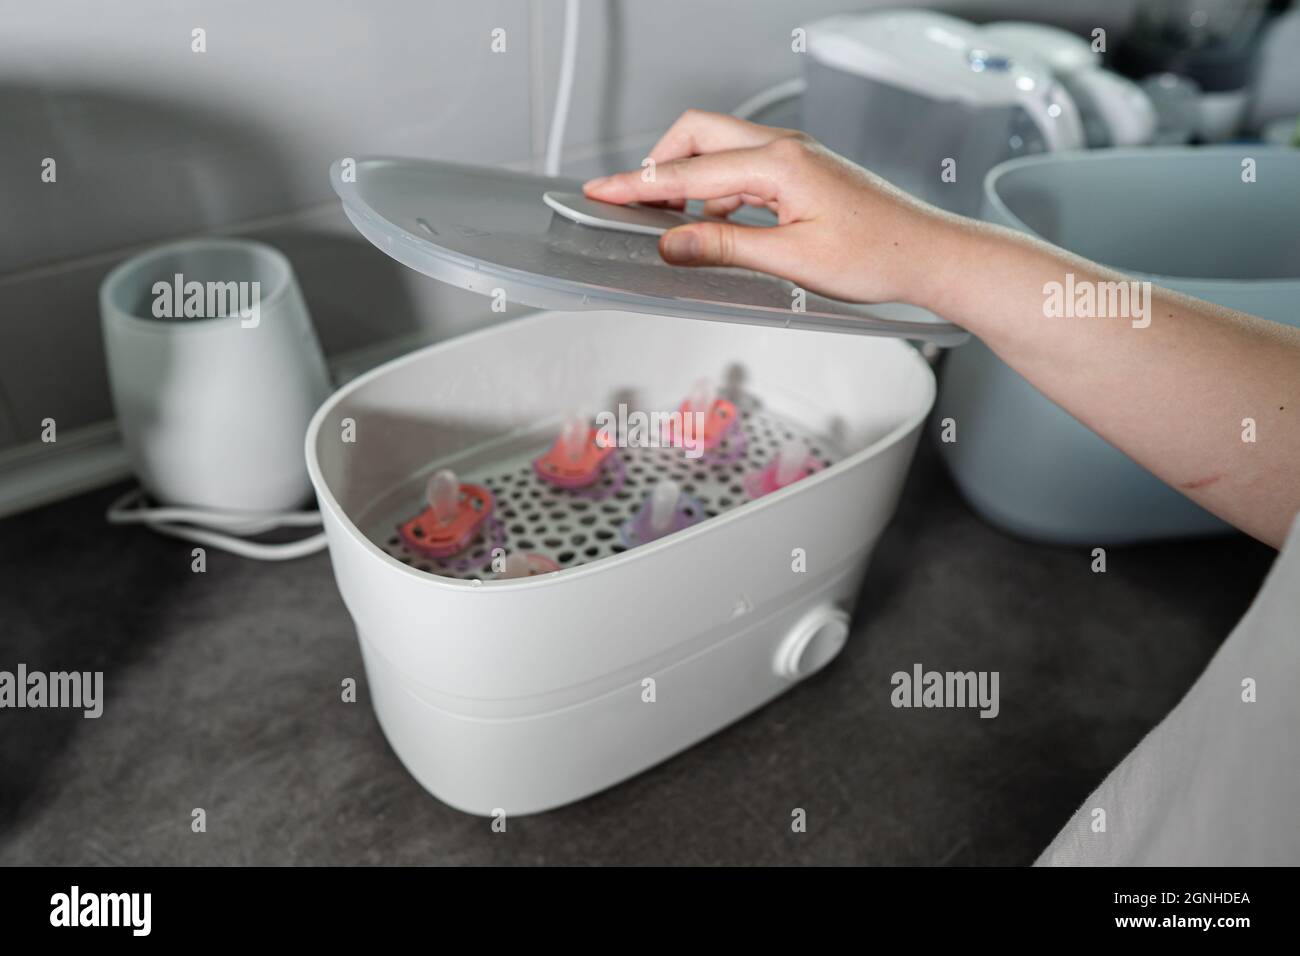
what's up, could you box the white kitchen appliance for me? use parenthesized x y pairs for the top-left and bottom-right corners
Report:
(306, 308), (935, 814)
(802, 10), (1086, 215)
(101, 238), (332, 559)
(980, 22), (1157, 148)
(304, 157), (947, 813)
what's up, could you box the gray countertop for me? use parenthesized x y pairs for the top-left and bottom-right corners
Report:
(0, 440), (1274, 865)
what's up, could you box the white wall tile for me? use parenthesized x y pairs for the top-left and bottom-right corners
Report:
(0, 0), (535, 275)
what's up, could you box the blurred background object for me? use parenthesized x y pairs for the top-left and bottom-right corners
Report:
(1112, 0), (1276, 141)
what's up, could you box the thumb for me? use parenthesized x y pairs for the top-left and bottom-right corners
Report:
(659, 221), (788, 274)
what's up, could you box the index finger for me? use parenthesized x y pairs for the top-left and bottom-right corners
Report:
(646, 108), (801, 164)
(582, 147), (783, 207)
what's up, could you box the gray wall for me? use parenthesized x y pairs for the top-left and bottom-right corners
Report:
(0, 0), (1138, 453)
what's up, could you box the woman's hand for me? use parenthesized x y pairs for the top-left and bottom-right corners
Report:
(583, 109), (960, 310)
(585, 110), (1300, 547)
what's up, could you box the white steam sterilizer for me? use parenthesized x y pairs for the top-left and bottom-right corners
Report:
(306, 158), (948, 813)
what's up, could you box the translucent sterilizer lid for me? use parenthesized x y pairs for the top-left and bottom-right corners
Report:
(330, 157), (966, 344)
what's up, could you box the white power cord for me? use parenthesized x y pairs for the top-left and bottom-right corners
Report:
(544, 0), (581, 176)
(547, 9), (799, 172)
(106, 487), (328, 561)
(732, 77), (806, 122)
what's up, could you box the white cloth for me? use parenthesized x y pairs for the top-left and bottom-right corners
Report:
(1036, 514), (1300, 866)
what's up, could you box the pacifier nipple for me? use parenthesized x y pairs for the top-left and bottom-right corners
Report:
(648, 479), (681, 534)
(501, 552), (534, 578)
(685, 378), (714, 417)
(558, 412), (588, 463)
(619, 477), (704, 548)
(427, 469), (461, 525)
(498, 551), (561, 579)
(775, 438), (810, 487)
(742, 435), (821, 499)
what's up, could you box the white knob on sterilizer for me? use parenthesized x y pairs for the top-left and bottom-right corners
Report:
(426, 469), (461, 526)
(774, 606), (850, 680)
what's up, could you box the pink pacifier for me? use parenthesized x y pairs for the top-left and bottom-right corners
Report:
(398, 469), (494, 559)
(743, 438), (822, 498)
(664, 379), (739, 454)
(534, 413), (618, 490)
(496, 552), (561, 579)
(619, 479), (705, 548)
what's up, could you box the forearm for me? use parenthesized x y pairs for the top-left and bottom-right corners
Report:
(581, 111), (1300, 546)
(925, 219), (1300, 547)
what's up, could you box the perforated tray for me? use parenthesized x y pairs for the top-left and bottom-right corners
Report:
(368, 394), (838, 581)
